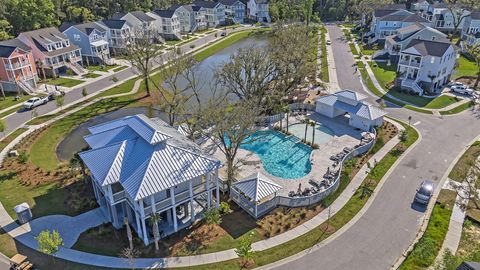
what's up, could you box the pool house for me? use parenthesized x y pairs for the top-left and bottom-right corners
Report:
(79, 114), (223, 245)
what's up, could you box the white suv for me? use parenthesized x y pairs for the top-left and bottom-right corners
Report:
(450, 83), (474, 95)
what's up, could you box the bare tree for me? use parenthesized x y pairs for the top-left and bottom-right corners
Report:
(125, 29), (164, 96)
(199, 99), (261, 193)
(452, 156), (480, 211)
(215, 45), (276, 104)
(153, 52), (202, 126)
(120, 247), (139, 270)
(444, 0), (479, 40)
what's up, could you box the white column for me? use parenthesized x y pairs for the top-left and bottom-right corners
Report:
(254, 203), (258, 218)
(206, 173), (211, 209)
(170, 187), (178, 232)
(189, 181), (195, 222)
(134, 211), (141, 239)
(215, 171), (220, 208)
(139, 201), (149, 245)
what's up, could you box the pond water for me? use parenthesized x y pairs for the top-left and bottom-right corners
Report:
(57, 35), (268, 161)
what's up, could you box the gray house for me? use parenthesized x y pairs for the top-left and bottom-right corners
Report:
(219, 0), (246, 24)
(98, 19), (133, 55)
(62, 22), (112, 65)
(79, 114), (223, 245)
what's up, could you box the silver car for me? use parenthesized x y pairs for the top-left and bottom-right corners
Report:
(414, 180), (434, 205)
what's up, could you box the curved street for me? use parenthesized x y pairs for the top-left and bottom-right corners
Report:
(272, 25), (480, 270)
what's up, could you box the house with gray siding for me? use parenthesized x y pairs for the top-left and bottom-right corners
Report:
(193, 0), (226, 27)
(247, 0), (270, 23)
(219, 0), (246, 24)
(62, 22), (112, 65)
(79, 114), (223, 245)
(150, 10), (182, 40)
(98, 19), (133, 55)
(462, 11), (480, 46)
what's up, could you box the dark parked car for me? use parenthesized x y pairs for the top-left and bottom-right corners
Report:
(414, 180), (434, 205)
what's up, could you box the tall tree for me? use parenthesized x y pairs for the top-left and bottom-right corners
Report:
(125, 29), (163, 97)
(199, 100), (260, 193)
(6, 0), (60, 35)
(444, 0), (479, 40)
(301, 0), (315, 27)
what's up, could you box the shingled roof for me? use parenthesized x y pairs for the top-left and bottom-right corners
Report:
(402, 39), (453, 57)
(0, 38), (31, 58)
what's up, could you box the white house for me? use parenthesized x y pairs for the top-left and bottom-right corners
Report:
(396, 39), (456, 95)
(462, 11), (480, 46)
(315, 90), (387, 131)
(367, 9), (430, 44)
(79, 114), (223, 245)
(150, 10), (182, 40)
(97, 19), (133, 55)
(193, 0), (226, 28)
(418, 2), (470, 33)
(247, 0), (270, 23)
(168, 5), (194, 33)
(190, 5), (208, 31)
(411, 0), (430, 13)
(376, 23), (448, 62)
(112, 11), (161, 39)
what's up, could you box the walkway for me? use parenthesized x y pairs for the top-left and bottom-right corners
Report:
(325, 28), (340, 92)
(0, 114), (402, 269)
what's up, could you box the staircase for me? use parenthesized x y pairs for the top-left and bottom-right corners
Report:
(65, 61), (88, 76)
(401, 78), (423, 95)
(17, 80), (36, 94)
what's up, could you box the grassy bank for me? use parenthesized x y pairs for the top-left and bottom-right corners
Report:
(440, 101), (474, 115)
(319, 27), (330, 82)
(43, 77), (85, 88)
(399, 189), (457, 270)
(0, 128), (28, 152)
(448, 141), (480, 182)
(0, 94), (30, 111)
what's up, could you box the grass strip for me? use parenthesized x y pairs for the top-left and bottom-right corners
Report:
(320, 26), (330, 83)
(43, 77), (85, 88)
(399, 189), (457, 269)
(440, 101), (474, 115)
(448, 140), (480, 182)
(112, 66), (128, 72)
(194, 30), (259, 62)
(0, 128), (28, 152)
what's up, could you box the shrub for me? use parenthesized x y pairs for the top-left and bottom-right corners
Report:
(409, 237), (437, 267)
(219, 202), (232, 215)
(17, 151), (29, 164)
(398, 129), (408, 142)
(204, 208), (222, 225)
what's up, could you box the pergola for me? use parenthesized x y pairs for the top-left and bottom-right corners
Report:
(232, 172), (282, 217)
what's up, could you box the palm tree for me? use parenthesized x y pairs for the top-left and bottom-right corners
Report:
(427, 74), (436, 94)
(284, 106), (291, 133)
(302, 117), (309, 141)
(358, 182), (374, 199)
(149, 213), (162, 251)
(310, 120), (316, 145)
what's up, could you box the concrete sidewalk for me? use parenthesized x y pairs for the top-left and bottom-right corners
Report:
(325, 28), (340, 92)
(0, 118), (404, 269)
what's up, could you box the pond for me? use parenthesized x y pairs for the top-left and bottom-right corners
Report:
(57, 35), (268, 161)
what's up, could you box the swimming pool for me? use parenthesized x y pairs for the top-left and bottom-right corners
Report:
(288, 123), (335, 145)
(240, 130), (312, 179)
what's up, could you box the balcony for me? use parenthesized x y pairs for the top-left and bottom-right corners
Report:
(4, 60), (31, 70)
(399, 60), (421, 68)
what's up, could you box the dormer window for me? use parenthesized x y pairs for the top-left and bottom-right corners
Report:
(65, 40), (69, 46)
(47, 45), (52, 51)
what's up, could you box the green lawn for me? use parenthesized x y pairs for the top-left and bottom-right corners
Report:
(320, 27), (330, 82)
(400, 189), (457, 270)
(0, 94), (31, 111)
(349, 42), (359, 56)
(112, 65), (128, 72)
(440, 101), (474, 115)
(0, 128), (28, 152)
(86, 64), (119, 72)
(166, 39), (182, 46)
(359, 44), (377, 55)
(43, 77), (85, 88)
(83, 73), (102, 79)
(97, 78), (137, 97)
(448, 141), (480, 182)
(455, 56), (478, 79)
(369, 61), (460, 109)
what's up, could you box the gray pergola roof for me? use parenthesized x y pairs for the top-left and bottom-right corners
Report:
(233, 172), (282, 202)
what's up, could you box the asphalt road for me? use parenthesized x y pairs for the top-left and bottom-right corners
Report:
(272, 25), (480, 270)
(0, 27), (249, 137)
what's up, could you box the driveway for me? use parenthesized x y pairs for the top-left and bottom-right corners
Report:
(271, 25), (480, 270)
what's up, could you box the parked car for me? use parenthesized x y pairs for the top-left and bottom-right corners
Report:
(326, 40), (332, 45)
(414, 180), (434, 205)
(47, 90), (65, 101)
(451, 85), (474, 95)
(449, 81), (464, 88)
(22, 96), (48, 110)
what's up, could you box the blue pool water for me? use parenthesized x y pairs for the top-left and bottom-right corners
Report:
(240, 131), (312, 179)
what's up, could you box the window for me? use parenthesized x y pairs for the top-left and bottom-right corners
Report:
(74, 34), (81, 41)
(432, 36), (436, 41)
(430, 57), (435, 64)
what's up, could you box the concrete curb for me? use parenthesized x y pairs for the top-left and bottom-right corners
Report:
(390, 134), (480, 269)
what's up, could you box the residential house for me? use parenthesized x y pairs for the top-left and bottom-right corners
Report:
(219, 0), (246, 24)
(193, 0), (226, 28)
(190, 5), (208, 31)
(169, 5), (193, 33)
(367, 8), (430, 44)
(151, 10), (182, 40)
(0, 38), (38, 93)
(62, 22), (112, 65)
(419, 2), (470, 33)
(97, 19), (133, 55)
(395, 39), (456, 95)
(315, 90), (387, 131)
(462, 11), (480, 46)
(112, 11), (161, 39)
(457, 261), (480, 270)
(247, 0), (270, 23)
(18, 27), (86, 77)
(79, 114), (223, 245)
(411, 0), (430, 13)
(377, 23), (449, 62)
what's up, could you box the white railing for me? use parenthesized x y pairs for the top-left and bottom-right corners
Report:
(230, 130), (377, 218)
(5, 61), (31, 70)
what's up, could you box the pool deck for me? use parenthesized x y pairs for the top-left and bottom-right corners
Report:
(202, 113), (364, 197)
